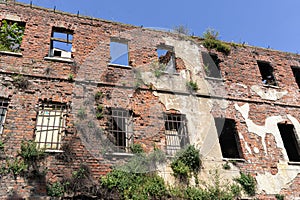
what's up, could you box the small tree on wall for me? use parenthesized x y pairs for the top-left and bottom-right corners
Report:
(0, 20), (25, 52)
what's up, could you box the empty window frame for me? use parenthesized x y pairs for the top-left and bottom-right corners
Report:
(110, 39), (129, 66)
(49, 27), (73, 58)
(291, 66), (300, 89)
(202, 52), (221, 78)
(108, 108), (133, 152)
(277, 123), (300, 162)
(0, 19), (25, 52)
(257, 61), (278, 86)
(0, 99), (8, 134)
(214, 118), (243, 159)
(34, 102), (67, 150)
(157, 46), (176, 73)
(164, 113), (189, 155)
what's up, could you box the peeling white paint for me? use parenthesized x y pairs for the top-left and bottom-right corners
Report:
(251, 85), (288, 101)
(235, 103), (300, 194)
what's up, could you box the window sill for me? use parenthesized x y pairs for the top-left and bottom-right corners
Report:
(108, 63), (132, 69)
(262, 84), (280, 89)
(222, 158), (246, 162)
(105, 152), (134, 157)
(288, 161), (300, 166)
(44, 56), (74, 63)
(0, 50), (22, 57)
(45, 149), (64, 153)
(205, 76), (224, 81)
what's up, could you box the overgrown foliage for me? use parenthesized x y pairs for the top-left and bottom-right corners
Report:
(0, 140), (4, 152)
(186, 80), (199, 92)
(173, 25), (190, 35)
(101, 169), (167, 200)
(47, 182), (65, 197)
(12, 74), (30, 89)
(202, 28), (231, 54)
(234, 172), (256, 196)
(171, 145), (201, 183)
(275, 194), (285, 200)
(0, 20), (25, 52)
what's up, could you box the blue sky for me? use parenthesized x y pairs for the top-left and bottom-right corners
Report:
(17, 0), (300, 54)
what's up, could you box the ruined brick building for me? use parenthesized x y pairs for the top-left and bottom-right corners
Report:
(0, 1), (300, 199)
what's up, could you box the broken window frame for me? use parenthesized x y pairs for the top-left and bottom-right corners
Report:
(0, 98), (8, 134)
(107, 108), (133, 152)
(49, 27), (73, 59)
(34, 102), (68, 151)
(257, 61), (278, 86)
(109, 38), (129, 66)
(277, 123), (300, 162)
(214, 118), (243, 159)
(0, 19), (25, 53)
(156, 45), (176, 73)
(202, 52), (222, 79)
(291, 66), (300, 89)
(164, 113), (189, 155)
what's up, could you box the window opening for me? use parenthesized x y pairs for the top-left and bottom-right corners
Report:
(50, 27), (73, 58)
(0, 99), (8, 134)
(110, 39), (129, 66)
(291, 66), (300, 89)
(277, 123), (300, 162)
(214, 118), (243, 159)
(202, 52), (221, 78)
(108, 108), (133, 152)
(257, 61), (277, 86)
(0, 20), (25, 52)
(157, 46), (176, 73)
(164, 113), (188, 155)
(35, 102), (67, 150)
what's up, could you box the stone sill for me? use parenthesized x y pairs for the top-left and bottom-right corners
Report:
(44, 56), (74, 63)
(45, 149), (64, 153)
(262, 84), (280, 89)
(105, 152), (134, 157)
(205, 76), (224, 81)
(222, 158), (247, 163)
(288, 161), (300, 166)
(108, 63), (132, 69)
(0, 50), (22, 57)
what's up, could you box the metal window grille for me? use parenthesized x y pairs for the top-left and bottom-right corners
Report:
(34, 102), (67, 150)
(109, 108), (133, 152)
(164, 113), (188, 155)
(0, 99), (8, 134)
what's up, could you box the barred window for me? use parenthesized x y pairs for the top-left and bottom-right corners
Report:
(34, 102), (67, 150)
(108, 108), (133, 152)
(164, 113), (189, 155)
(0, 99), (8, 134)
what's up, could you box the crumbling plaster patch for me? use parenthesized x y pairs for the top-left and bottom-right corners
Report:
(235, 103), (300, 194)
(251, 85), (288, 101)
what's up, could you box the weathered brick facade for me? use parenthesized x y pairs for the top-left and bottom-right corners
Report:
(0, 1), (300, 199)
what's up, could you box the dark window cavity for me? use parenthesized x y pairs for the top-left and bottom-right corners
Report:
(214, 118), (243, 159)
(277, 123), (300, 162)
(257, 61), (277, 86)
(202, 52), (221, 78)
(291, 66), (300, 89)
